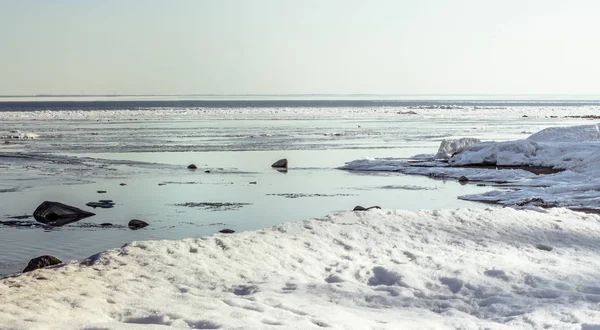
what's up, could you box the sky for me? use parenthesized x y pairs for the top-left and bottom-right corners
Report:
(1, 0), (599, 96)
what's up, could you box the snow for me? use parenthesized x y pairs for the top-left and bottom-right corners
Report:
(342, 123), (600, 210)
(435, 138), (481, 159)
(2, 207), (600, 329)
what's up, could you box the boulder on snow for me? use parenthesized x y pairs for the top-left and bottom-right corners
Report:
(22, 255), (63, 273)
(187, 164), (197, 169)
(535, 244), (553, 252)
(458, 176), (469, 184)
(128, 219), (149, 230)
(271, 158), (288, 168)
(33, 201), (95, 226)
(219, 229), (235, 234)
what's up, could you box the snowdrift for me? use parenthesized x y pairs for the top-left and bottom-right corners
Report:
(341, 123), (600, 210)
(1, 208), (600, 329)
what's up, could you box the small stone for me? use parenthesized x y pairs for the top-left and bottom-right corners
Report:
(100, 223), (113, 226)
(22, 255), (62, 273)
(219, 229), (235, 234)
(353, 205), (381, 211)
(271, 158), (288, 168)
(158, 183), (166, 186)
(187, 164), (197, 169)
(535, 244), (553, 251)
(249, 181), (257, 184)
(128, 219), (149, 230)
(204, 170), (210, 173)
(97, 190), (107, 194)
(458, 176), (469, 185)
(119, 183), (127, 186)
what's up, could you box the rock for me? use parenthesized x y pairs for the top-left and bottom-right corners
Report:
(119, 183), (127, 186)
(22, 255), (62, 273)
(458, 176), (469, 184)
(535, 244), (553, 251)
(97, 190), (107, 194)
(219, 229), (235, 234)
(33, 201), (96, 226)
(128, 219), (149, 230)
(522, 115), (528, 118)
(100, 223), (113, 227)
(204, 170), (210, 173)
(188, 164), (197, 169)
(249, 181), (257, 184)
(353, 205), (382, 211)
(158, 183), (166, 186)
(516, 198), (558, 208)
(86, 200), (115, 209)
(271, 158), (288, 168)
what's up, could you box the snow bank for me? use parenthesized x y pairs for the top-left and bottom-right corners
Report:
(528, 123), (600, 142)
(435, 138), (481, 159)
(1, 208), (600, 329)
(342, 123), (600, 209)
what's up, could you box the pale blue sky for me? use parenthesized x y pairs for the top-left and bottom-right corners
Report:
(1, 0), (599, 95)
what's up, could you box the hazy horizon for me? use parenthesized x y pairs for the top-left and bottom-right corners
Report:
(2, 1), (599, 95)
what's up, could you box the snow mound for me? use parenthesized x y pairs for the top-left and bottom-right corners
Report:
(1, 208), (600, 329)
(435, 138), (481, 159)
(341, 123), (600, 209)
(528, 123), (600, 142)
(448, 140), (540, 166)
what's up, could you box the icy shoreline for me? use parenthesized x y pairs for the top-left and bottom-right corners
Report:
(341, 123), (600, 211)
(1, 207), (600, 329)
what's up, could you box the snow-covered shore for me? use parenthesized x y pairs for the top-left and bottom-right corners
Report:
(1, 208), (600, 329)
(342, 123), (600, 211)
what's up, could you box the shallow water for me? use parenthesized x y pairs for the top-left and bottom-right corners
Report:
(0, 101), (592, 276)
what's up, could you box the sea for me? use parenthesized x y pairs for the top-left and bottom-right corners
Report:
(0, 96), (597, 276)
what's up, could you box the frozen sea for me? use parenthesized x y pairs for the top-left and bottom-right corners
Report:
(0, 97), (597, 278)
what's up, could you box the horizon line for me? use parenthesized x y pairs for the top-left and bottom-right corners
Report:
(3, 93), (600, 98)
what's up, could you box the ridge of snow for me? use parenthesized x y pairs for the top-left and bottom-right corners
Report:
(1, 208), (600, 329)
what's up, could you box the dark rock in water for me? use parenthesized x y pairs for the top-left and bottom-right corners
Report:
(86, 200), (115, 209)
(353, 205), (382, 211)
(119, 183), (127, 186)
(271, 158), (288, 168)
(204, 170), (211, 173)
(188, 164), (197, 169)
(219, 229), (235, 234)
(535, 244), (553, 251)
(97, 190), (107, 194)
(128, 219), (149, 230)
(22, 255), (62, 273)
(33, 201), (95, 226)
(458, 176), (469, 184)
